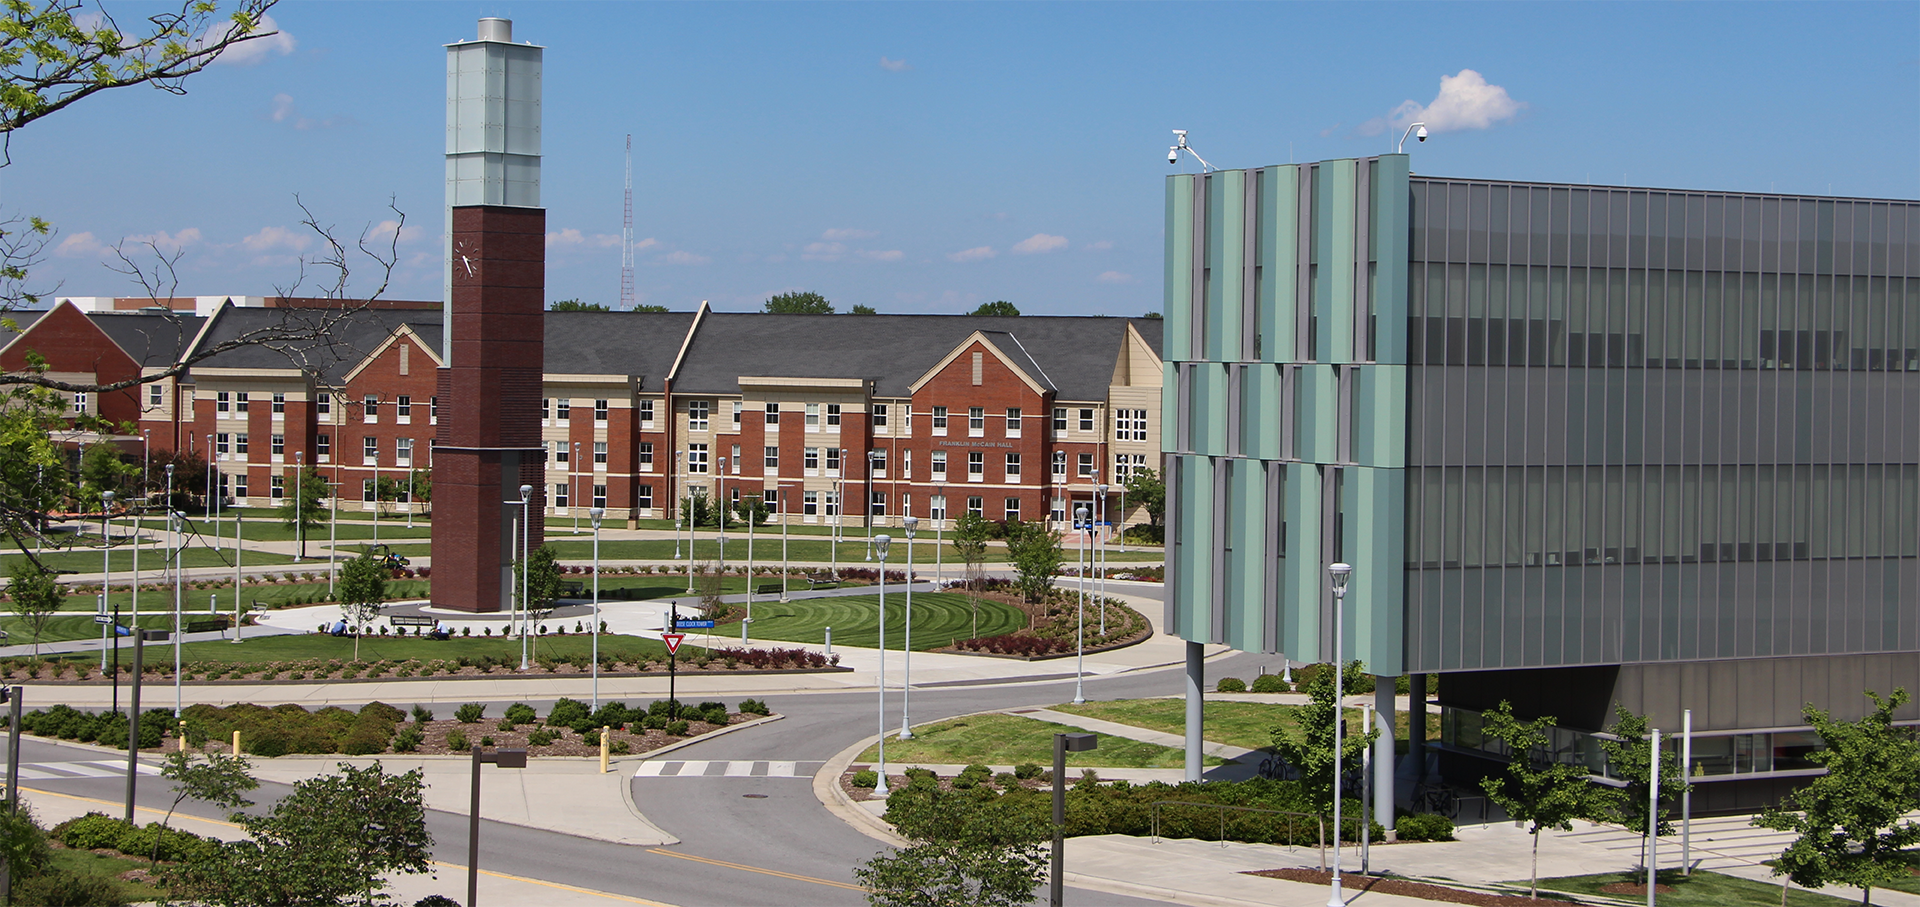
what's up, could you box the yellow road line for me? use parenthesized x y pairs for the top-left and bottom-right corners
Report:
(19, 786), (245, 828)
(645, 847), (868, 892)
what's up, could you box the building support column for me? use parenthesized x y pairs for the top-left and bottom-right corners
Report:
(1183, 640), (1204, 783)
(1374, 678), (1396, 841)
(1407, 672), (1427, 783)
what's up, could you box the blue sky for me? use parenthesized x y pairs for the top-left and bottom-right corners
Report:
(8, 1), (1917, 316)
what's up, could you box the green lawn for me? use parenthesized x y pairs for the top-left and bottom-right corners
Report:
(376, 537), (1162, 565)
(1535, 870), (1855, 907)
(106, 632), (702, 666)
(741, 591), (1024, 651)
(1052, 698), (1443, 753)
(43, 847), (167, 904)
(857, 712), (1225, 769)
(1, 545), (296, 575)
(133, 515), (433, 542)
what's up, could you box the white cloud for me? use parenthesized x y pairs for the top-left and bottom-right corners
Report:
(822, 228), (878, 241)
(266, 92), (342, 130)
(546, 228), (621, 249)
(858, 249), (904, 262)
(801, 241), (847, 261)
(947, 246), (996, 263)
(1083, 240), (1114, 251)
(207, 14), (296, 66)
(1096, 271), (1134, 284)
(658, 250), (710, 266)
(1010, 233), (1068, 255)
(123, 228), (203, 253)
(270, 93), (294, 122)
(54, 232), (105, 258)
(240, 225), (309, 252)
(368, 219), (425, 246)
(879, 56), (911, 72)
(1368, 69), (1526, 136)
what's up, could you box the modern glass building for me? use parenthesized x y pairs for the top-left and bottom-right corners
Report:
(1162, 154), (1920, 812)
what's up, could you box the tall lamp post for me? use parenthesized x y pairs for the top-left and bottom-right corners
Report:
(572, 441), (581, 534)
(779, 487), (790, 603)
(589, 507), (604, 711)
(1326, 561), (1354, 907)
(898, 515), (917, 739)
(1096, 482), (1108, 634)
(467, 745), (527, 907)
(1072, 504), (1089, 705)
(673, 450), (683, 560)
(99, 491), (114, 671)
(171, 510), (185, 717)
(294, 452), (305, 560)
(1049, 732), (1098, 907)
(871, 533), (893, 796)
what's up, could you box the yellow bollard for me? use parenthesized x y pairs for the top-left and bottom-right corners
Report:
(233, 730), (242, 755)
(178, 720), (187, 752)
(600, 725), (610, 773)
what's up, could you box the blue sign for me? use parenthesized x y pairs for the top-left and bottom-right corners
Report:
(674, 620), (716, 629)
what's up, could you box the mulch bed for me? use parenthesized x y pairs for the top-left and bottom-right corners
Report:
(1598, 882), (1673, 895)
(929, 588), (1153, 658)
(4, 656), (845, 685)
(1246, 868), (1580, 907)
(186, 714), (753, 759)
(839, 766), (1054, 802)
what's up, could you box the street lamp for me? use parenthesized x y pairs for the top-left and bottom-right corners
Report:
(1050, 732), (1098, 907)
(572, 441), (581, 534)
(123, 628), (170, 823)
(899, 515), (917, 740)
(294, 452), (305, 560)
(673, 450), (683, 560)
(519, 484), (532, 670)
(590, 507), (604, 711)
(99, 491), (114, 671)
(744, 487), (755, 644)
(170, 510), (184, 717)
(1096, 482), (1108, 635)
(779, 487), (790, 603)
(1073, 505), (1089, 705)
(467, 745), (528, 907)
(1326, 561), (1354, 907)
(872, 533), (893, 797)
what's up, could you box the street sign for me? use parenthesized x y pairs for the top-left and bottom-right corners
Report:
(93, 615), (114, 624)
(674, 620), (716, 629)
(662, 633), (686, 656)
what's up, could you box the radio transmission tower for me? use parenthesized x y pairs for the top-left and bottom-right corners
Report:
(620, 134), (635, 310)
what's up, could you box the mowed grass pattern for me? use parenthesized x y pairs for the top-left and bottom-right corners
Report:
(856, 713), (1224, 769)
(743, 592), (1023, 651)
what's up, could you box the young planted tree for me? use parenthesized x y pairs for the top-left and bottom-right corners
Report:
(336, 550), (388, 662)
(514, 543), (563, 658)
(1122, 467), (1165, 543)
(1269, 662), (1377, 843)
(155, 750), (258, 866)
(275, 466), (328, 538)
(1597, 706), (1690, 879)
(1753, 689), (1920, 906)
(1478, 701), (1607, 897)
(5, 560), (61, 657)
(951, 511), (993, 636)
(1002, 517), (1062, 604)
(77, 441), (137, 505)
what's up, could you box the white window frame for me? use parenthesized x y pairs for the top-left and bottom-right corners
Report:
(1005, 452), (1020, 478)
(1052, 451), (1067, 477)
(931, 405), (948, 436)
(597, 399), (611, 423)
(764, 402), (780, 426)
(687, 443), (709, 474)
(557, 398), (572, 422)
(825, 447), (841, 477)
(687, 400), (709, 432)
(639, 442), (654, 471)
(396, 394), (412, 424)
(967, 451), (984, 481)
(1006, 407), (1021, 437)
(825, 403), (841, 427)
(271, 392), (286, 415)
(363, 395), (379, 423)
(216, 391), (231, 415)
(805, 403), (820, 432)
(1079, 408), (1095, 432)
(931, 450), (946, 478)
(804, 447), (820, 475)
(396, 437), (413, 466)
(317, 434), (331, 463)
(554, 483), (569, 508)
(968, 406), (985, 437)
(1078, 452), (1094, 477)
(594, 441), (608, 465)
(870, 403), (887, 428)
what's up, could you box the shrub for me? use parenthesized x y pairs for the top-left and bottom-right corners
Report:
(496, 718), (516, 731)
(736, 698), (771, 716)
(480, 735), (495, 747)
(410, 704), (433, 723)
(994, 771), (1020, 788)
(446, 729), (469, 751)
(1395, 812), (1456, 842)
(646, 699), (682, 718)
(851, 769), (878, 789)
(582, 730), (601, 746)
(526, 728), (556, 747)
(610, 740), (631, 756)
(1216, 677), (1247, 693)
(1013, 763), (1042, 780)
(665, 720), (689, 737)
(392, 725), (425, 753)
(546, 697), (590, 729)
(55, 812), (131, 851)
(503, 703), (537, 724)
(700, 707), (729, 725)
(1250, 674), (1290, 693)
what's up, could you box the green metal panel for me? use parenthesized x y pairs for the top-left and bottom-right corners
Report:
(1162, 363), (1180, 454)
(1165, 176), (1194, 359)
(1315, 159), (1358, 364)
(1223, 460), (1265, 652)
(1295, 364), (1338, 464)
(1260, 166), (1299, 364)
(1352, 365), (1407, 468)
(1346, 467), (1406, 675)
(1172, 455), (1214, 640)
(1370, 154), (1411, 365)
(1280, 461), (1323, 660)
(1207, 170), (1245, 362)
(1192, 363), (1230, 457)
(1245, 363), (1282, 460)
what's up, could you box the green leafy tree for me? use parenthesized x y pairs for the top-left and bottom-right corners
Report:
(78, 440), (137, 504)
(1269, 663), (1377, 834)
(514, 543), (564, 644)
(762, 291), (834, 314)
(1002, 517), (1061, 603)
(5, 559), (60, 656)
(1598, 706), (1690, 878)
(275, 466), (327, 537)
(1141, 311), (1163, 319)
(970, 300), (1019, 317)
(1754, 689), (1920, 906)
(166, 761), (433, 907)
(736, 493), (771, 527)
(848, 303), (877, 315)
(156, 750), (258, 866)
(548, 298), (609, 311)
(680, 492), (711, 530)
(1478, 701), (1607, 897)
(1122, 467), (1165, 539)
(337, 550), (387, 662)
(0, 377), (68, 548)
(855, 783), (1049, 907)
(952, 511), (993, 634)
(405, 466), (430, 505)
(631, 303), (669, 313)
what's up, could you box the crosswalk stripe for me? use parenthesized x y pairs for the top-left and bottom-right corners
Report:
(43, 762), (118, 778)
(768, 761), (797, 777)
(723, 761), (753, 777)
(633, 759), (820, 779)
(9, 761), (161, 780)
(676, 760), (709, 777)
(85, 761), (160, 775)
(15, 768), (62, 780)
(634, 761), (667, 777)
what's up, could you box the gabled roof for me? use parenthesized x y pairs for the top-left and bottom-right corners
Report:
(88, 311), (206, 367)
(544, 310), (699, 386)
(191, 304), (443, 384)
(0, 309), (47, 355)
(668, 313), (1164, 399)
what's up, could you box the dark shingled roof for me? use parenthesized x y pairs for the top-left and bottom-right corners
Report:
(1, 309), (46, 351)
(670, 312), (1163, 400)
(191, 305), (441, 384)
(88, 311), (206, 367)
(543, 311), (699, 387)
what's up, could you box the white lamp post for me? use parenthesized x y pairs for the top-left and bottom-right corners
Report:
(572, 441), (581, 534)
(715, 458), (728, 586)
(899, 515), (917, 739)
(590, 507), (604, 711)
(872, 533), (893, 796)
(370, 449), (380, 547)
(673, 450), (683, 560)
(1072, 504), (1089, 705)
(171, 509), (184, 717)
(519, 483), (532, 670)
(99, 491), (114, 670)
(744, 485), (754, 644)
(779, 487), (790, 603)
(294, 452), (305, 560)
(328, 468), (338, 596)
(935, 485), (945, 587)
(1096, 482), (1108, 635)
(1327, 561), (1354, 907)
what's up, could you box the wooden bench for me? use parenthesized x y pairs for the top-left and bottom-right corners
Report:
(804, 573), (839, 590)
(184, 618), (231, 634)
(388, 615), (437, 628)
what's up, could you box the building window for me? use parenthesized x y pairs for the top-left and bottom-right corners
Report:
(764, 446), (779, 470)
(730, 401), (742, 426)
(803, 491), (819, 516)
(902, 450), (912, 478)
(870, 448), (887, 477)
(315, 392), (330, 415)
(931, 406), (948, 434)
(363, 395), (378, 421)
(804, 447), (820, 473)
(1051, 497), (1066, 522)
(687, 443), (708, 474)
(596, 399), (610, 422)
(271, 434), (285, 456)
(826, 404), (841, 427)
(592, 484), (607, 509)
(687, 400), (709, 431)
(594, 441), (608, 464)
(1117, 408), (1149, 441)
(1053, 407), (1068, 431)
(824, 491), (840, 517)
(363, 436), (378, 463)
(639, 399), (655, 426)
(966, 496), (984, 517)
(271, 475), (285, 499)
(235, 392), (249, 412)
(1004, 497), (1020, 522)
(1052, 451), (1067, 477)
(396, 395), (411, 421)
(1006, 408), (1021, 435)
(216, 391), (230, 414)
(967, 451), (984, 479)
(215, 433), (230, 455)
(803, 403), (820, 431)
(730, 444), (741, 474)
(317, 434), (331, 461)
(363, 478), (376, 502)
(764, 402), (780, 425)
(825, 447), (841, 475)
(234, 433), (249, 455)
(930, 494), (947, 520)
(1079, 408), (1095, 431)
(638, 484), (653, 509)
(1078, 452), (1094, 477)
(554, 483), (569, 508)
(870, 491), (886, 516)
(271, 392), (285, 414)
(870, 403), (887, 427)
(1116, 453), (1147, 481)
(230, 473), (246, 498)
(1005, 452), (1021, 478)
(931, 450), (946, 478)
(557, 399), (571, 421)
(396, 437), (413, 465)
(430, 396), (439, 422)
(72, 392), (88, 413)
(639, 442), (654, 470)
(542, 398), (551, 421)
(968, 407), (985, 436)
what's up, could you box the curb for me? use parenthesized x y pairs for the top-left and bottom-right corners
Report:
(814, 732), (909, 849)
(21, 665), (851, 687)
(620, 711), (784, 762)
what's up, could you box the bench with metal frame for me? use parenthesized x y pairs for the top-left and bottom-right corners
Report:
(804, 573), (838, 590)
(388, 614), (437, 628)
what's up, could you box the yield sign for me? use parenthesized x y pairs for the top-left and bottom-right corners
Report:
(662, 633), (686, 656)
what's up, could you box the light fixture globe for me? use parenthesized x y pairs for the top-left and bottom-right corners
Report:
(518, 484), (533, 503)
(902, 515), (918, 538)
(101, 490), (115, 505)
(589, 506), (604, 527)
(873, 534), (892, 558)
(1327, 562), (1354, 589)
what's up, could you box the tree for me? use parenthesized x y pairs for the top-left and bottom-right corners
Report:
(854, 783), (1049, 907)
(336, 550), (387, 662)
(405, 466), (430, 505)
(166, 761), (433, 907)
(275, 466), (327, 537)
(970, 300), (1019, 317)
(1597, 706), (1690, 878)
(514, 543), (563, 656)
(848, 303), (877, 315)
(736, 493), (771, 527)
(1141, 311), (1163, 319)
(1269, 662), (1377, 838)
(548, 299), (609, 311)
(1478, 701), (1607, 897)
(952, 511), (993, 634)
(631, 303), (670, 313)
(156, 750), (257, 866)
(681, 492), (711, 530)
(0, 380), (68, 549)
(5, 560), (60, 656)
(1754, 689), (1920, 906)
(763, 291), (833, 314)
(1122, 467), (1165, 540)
(77, 440), (137, 504)
(1002, 518), (1061, 603)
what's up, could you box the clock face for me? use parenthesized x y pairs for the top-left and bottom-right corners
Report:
(453, 239), (479, 277)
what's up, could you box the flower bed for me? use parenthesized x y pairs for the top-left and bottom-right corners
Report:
(0, 649), (843, 684)
(942, 582), (1151, 658)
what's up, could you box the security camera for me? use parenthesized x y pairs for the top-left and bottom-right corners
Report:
(1416, 125), (1428, 143)
(1168, 146), (1180, 165)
